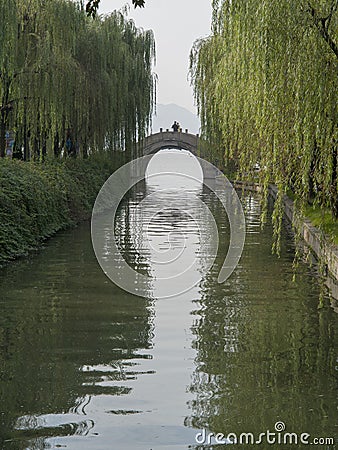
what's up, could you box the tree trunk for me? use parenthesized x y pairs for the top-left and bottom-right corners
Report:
(23, 101), (30, 161)
(83, 139), (88, 158)
(331, 144), (337, 219)
(54, 132), (60, 158)
(0, 114), (6, 158)
(0, 74), (13, 157)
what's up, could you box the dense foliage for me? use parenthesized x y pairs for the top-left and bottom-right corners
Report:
(86, 0), (145, 18)
(0, 154), (124, 265)
(0, 0), (155, 160)
(190, 0), (338, 249)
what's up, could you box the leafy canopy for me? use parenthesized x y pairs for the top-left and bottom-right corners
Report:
(86, 0), (145, 17)
(190, 0), (338, 251)
(0, 0), (156, 160)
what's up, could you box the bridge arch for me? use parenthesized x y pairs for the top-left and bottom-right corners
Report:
(140, 130), (199, 156)
(133, 130), (217, 180)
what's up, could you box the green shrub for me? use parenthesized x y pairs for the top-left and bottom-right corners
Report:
(0, 153), (123, 265)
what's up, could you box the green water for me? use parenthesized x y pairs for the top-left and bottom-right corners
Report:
(0, 151), (337, 449)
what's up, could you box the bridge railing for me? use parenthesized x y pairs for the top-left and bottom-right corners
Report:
(158, 127), (199, 137)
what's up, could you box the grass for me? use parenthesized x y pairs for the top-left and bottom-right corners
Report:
(285, 189), (338, 245)
(304, 204), (338, 245)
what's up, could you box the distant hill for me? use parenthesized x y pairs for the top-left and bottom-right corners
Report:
(151, 104), (201, 135)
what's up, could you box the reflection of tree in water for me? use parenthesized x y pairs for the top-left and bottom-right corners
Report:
(115, 180), (152, 277)
(0, 211), (154, 448)
(187, 193), (338, 441)
(15, 414), (95, 439)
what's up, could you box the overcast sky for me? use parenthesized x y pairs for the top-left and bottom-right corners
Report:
(99, 0), (212, 114)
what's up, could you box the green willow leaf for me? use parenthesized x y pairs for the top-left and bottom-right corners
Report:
(0, 0), (155, 160)
(190, 0), (338, 250)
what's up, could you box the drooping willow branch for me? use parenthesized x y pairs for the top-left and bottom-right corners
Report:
(306, 0), (338, 58)
(0, 0), (156, 160)
(190, 0), (338, 246)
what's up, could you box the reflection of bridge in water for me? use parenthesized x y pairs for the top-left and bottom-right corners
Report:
(136, 130), (218, 179)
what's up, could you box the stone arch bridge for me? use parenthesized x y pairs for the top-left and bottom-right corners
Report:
(141, 130), (200, 156)
(133, 130), (217, 179)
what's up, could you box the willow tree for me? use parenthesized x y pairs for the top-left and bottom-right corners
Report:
(0, 0), (20, 157)
(0, 0), (156, 160)
(190, 0), (338, 246)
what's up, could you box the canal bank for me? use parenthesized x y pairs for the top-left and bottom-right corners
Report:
(269, 185), (338, 276)
(0, 153), (124, 266)
(234, 181), (338, 298)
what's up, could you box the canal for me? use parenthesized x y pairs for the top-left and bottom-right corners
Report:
(0, 150), (337, 449)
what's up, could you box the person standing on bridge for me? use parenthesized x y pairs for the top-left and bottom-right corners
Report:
(171, 121), (179, 132)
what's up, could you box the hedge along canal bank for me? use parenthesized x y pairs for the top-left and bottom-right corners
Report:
(235, 181), (338, 301)
(0, 153), (124, 266)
